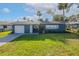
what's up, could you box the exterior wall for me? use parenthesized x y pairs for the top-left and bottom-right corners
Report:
(59, 24), (66, 32)
(24, 25), (30, 33)
(12, 25), (14, 33)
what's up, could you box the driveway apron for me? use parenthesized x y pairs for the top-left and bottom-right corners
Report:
(0, 34), (23, 46)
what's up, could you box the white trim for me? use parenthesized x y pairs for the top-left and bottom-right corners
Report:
(30, 25), (33, 33)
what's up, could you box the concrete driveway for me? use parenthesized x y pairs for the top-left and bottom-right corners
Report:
(0, 34), (23, 46)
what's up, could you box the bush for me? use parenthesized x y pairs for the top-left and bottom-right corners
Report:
(77, 29), (79, 33)
(38, 24), (45, 34)
(66, 28), (70, 31)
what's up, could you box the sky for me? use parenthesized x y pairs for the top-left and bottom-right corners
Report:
(0, 3), (79, 21)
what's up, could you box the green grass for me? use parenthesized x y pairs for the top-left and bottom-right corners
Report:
(0, 33), (79, 56)
(0, 31), (12, 38)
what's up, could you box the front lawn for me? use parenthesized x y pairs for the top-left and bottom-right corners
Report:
(0, 31), (12, 38)
(0, 33), (79, 56)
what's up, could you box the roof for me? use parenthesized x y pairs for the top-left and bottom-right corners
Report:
(0, 21), (79, 25)
(11, 21), (66, 25)
(11, 21), (42, 25)
(0, 21), (11, 26)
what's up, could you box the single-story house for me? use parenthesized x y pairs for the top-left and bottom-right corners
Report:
(0, 21), (79, 33)
(0, 21), (12, 31)
(11, 21), (66, 33)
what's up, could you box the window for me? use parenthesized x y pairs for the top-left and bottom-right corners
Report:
(46, 25), (59, 29)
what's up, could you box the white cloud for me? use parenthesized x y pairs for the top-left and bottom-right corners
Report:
(25, 3), (62, 15)
(24, 3), (63, 16)
(2, 8), (10, 13)
(24, 8), (35, 13)
(26, 3), (57, 11)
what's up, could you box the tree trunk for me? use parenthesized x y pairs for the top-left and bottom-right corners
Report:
(63, 9), (65, 22)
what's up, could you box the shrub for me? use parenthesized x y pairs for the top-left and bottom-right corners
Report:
(77, 29), (79, 33)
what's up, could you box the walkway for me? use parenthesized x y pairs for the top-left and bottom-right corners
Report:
(0, 34), (23, 46)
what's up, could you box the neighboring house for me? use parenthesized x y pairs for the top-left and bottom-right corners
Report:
(12, 21), (66, 33)
(66, 15), (79, 30)
(66, 22), (79, 29)
(0, 21), (12, 31)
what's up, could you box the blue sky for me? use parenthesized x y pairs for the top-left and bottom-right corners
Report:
(0, 3), (79, 21)
(0, 3), (33, 21)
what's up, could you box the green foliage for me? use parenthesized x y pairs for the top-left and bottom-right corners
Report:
(58, 3), (68, 10)
(65, 17), (70, 22)
(37, 10), (42, 16)
(53, 15), (63, 21)
(58, 3), (69, 21)
(47, 9), (55, 15)
(77, 29), (79, 33)
(38, 24), (45, 34)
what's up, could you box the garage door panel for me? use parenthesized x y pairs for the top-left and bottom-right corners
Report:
(14, 25), (24, 33)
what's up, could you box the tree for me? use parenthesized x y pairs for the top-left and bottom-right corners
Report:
(53, 14), (63, 22)
(58, 3), (68, 21)
(65, 17), (71, 30)
(65, 17), (70, 22)
(76, 14), (79, 21)
(47, 9), (55, 20)
(47, 9), (54, 15)
(36, 10), (45, 34)
(23, 17), (26, 20)
(37, 10), (42, 20)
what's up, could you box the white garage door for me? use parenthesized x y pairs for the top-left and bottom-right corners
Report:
(14, 25), (24, 33)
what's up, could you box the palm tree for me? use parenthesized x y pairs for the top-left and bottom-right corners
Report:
(36, 10), (45, 34)
(37, 10), (42, 21)
(58, 3), (69, 22)
(53, 14), (63, 22)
